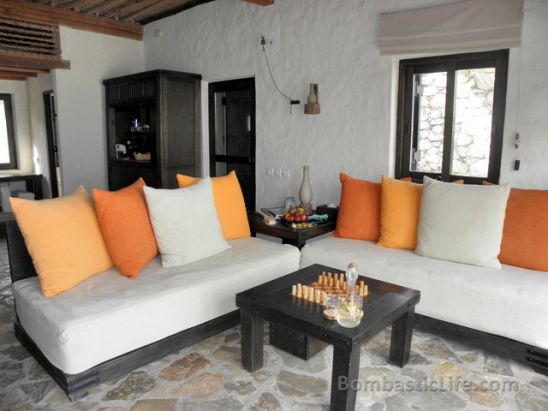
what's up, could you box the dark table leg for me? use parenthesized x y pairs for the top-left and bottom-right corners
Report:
(389, 307), (415, 367)
(240, 306), (264, 372)
(330, 343), (360, 411)
(282, 238), (304, 249)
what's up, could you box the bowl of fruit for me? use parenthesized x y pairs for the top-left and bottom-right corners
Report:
(283, 208), (317, 230)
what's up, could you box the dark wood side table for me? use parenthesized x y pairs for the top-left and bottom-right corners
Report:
(236, 264), (420, 411)
(249, 213), (336, 249)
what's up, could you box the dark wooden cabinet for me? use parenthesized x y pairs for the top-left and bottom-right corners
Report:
(104, 70), (202, 190)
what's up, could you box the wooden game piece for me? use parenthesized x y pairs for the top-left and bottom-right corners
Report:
(303, 286), (309, 300)
(328, 272), (333, 278)
(329, 277), (334, 287)
(309, 289), (315, 302)
(292, 285), (297, 296)
(315, 289), (321, 303)
(335, 279), (339, 289)
(363, 285), (368, 296)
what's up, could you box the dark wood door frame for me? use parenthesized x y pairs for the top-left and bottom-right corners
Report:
(208, 77), (256, 211)
(43, 90), (59, 198)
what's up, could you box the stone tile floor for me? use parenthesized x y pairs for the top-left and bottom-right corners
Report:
(0, 238), (547, 410)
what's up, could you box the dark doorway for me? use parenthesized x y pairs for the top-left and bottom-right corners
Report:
(43, 91), (61, 198)
(209, 78), (256, 211)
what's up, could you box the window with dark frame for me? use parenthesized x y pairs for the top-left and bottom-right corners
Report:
(0, 94), (17, 170)
(395, 49), (509, 184)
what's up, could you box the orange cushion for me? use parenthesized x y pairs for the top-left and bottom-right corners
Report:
(499, 188), (548, 271)
(93, 178), (158, 278)
(176, 171), (250, 240)
(334, 173), (381, 241)
(377, 176), (423, 249)
(10, 187), (113, 298)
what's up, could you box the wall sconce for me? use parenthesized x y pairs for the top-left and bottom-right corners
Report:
(305, 83), (320, 114)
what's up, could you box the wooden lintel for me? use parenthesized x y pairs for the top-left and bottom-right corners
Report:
(0, 1), (143, 41)
(0, 69), (37, 77)
(243, 0), (274, 5)
(0, 74), (27, 81)
(0, 65), (48, 74)
(0, 51), (71, 71)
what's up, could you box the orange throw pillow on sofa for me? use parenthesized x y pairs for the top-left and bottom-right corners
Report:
(176, 171), (250, 240)
(334, 173), (381, 241)
(93, 178), (158, 278)
(378, 176), (423, 250)
(499, 188), (548, 271)
(10, 187), (113, 298)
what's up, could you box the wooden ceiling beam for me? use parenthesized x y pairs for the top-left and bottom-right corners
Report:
(243, 0), (274, 6)
(0, 51), (71, 70)
(0, 1), (142, 40)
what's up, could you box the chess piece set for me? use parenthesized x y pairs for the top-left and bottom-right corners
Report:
(291, 271), (368, 307)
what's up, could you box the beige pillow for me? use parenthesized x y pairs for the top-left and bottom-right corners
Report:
(416, 177), (510, 268)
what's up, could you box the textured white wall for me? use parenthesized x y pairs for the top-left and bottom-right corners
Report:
(144, 0), (548, 208)
(53, 27), (144, 193)
(26, 73), (54, 197)
(500, 0), (548, 189)
(0, 80), (32, 173)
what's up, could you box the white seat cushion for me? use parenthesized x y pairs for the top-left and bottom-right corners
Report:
(13, 237), (300, 374)
(301, 236), (548, 349)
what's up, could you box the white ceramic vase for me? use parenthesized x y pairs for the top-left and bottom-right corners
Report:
(299, 166), (313, 205)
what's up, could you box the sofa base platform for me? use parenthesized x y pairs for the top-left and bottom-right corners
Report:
(14, 310), (240, 400)
(415, 314), (548, 376)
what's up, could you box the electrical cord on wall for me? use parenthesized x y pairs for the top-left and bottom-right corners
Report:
(247, 4), (300, 113)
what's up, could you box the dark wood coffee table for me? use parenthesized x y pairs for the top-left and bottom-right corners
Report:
(236, 264), (420, 411)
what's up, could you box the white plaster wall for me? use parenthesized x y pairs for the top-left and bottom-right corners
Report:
(0, 80), (32, 173)
(26, 73), (54, 197)
(499, 0), (548, 189)
(53, 27), (145, 193)
(144, 0), (548, 208)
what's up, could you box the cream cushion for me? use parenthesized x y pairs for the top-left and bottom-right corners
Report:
(301, 236), (548, 349)
(144, 178), (230, 267)
(416, 177), (510, 268)
(13, 237), (300, 374)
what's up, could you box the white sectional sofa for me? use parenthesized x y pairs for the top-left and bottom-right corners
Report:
(6, 220), (300, 398)
(301, 236), (548, 371)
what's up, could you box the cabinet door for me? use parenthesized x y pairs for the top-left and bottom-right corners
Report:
(130, 81), (144, 100)
(119, 82), (131, 103)
(107, 85), (120, 104)
(163, 78), (196, 168)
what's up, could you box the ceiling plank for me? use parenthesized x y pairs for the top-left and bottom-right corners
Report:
(0, 50), (71, 70)
(83, 0), (126, 15)
(100, 0), (140, 18)
(139, 0), (215, 24)
(0, 1), (143, 40)
(122, 0), (179, 22)
(243, 0), (274, 5)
